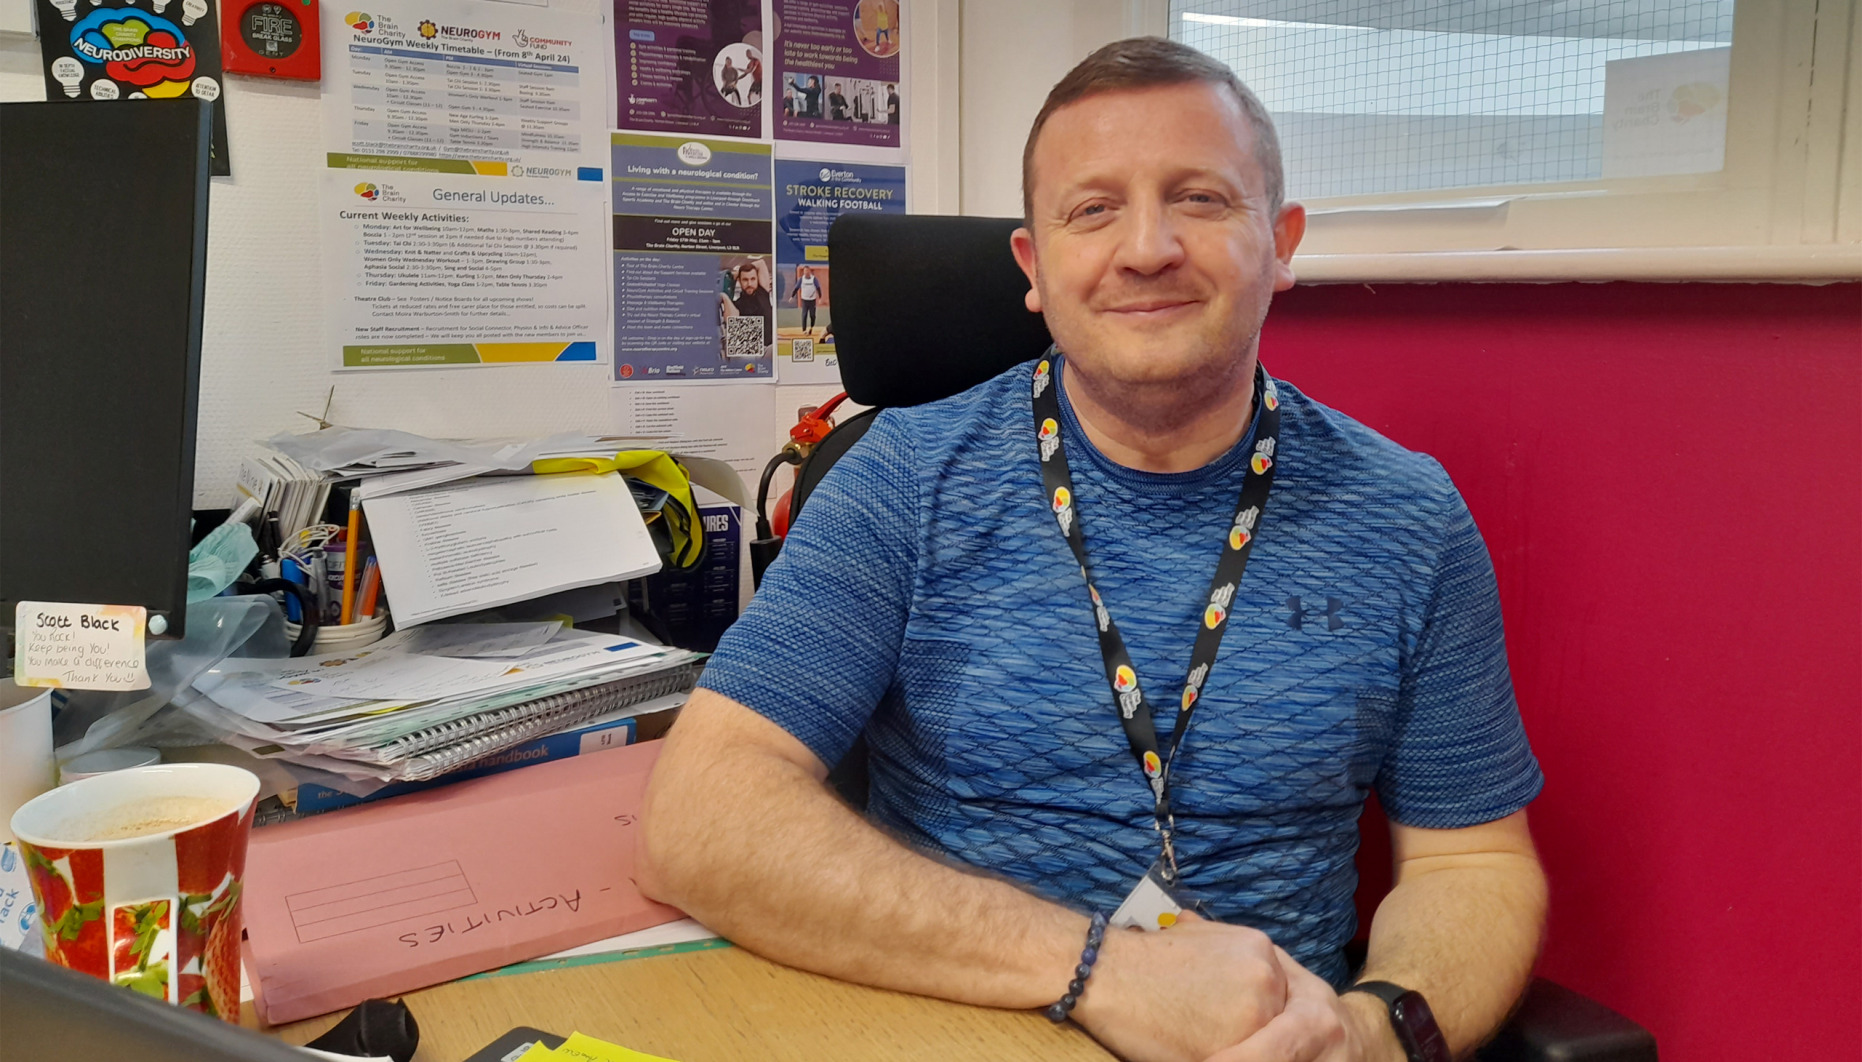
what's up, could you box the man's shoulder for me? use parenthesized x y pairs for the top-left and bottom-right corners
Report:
(1273, 378), (1456, 500)
(866, 357), (1033, 451)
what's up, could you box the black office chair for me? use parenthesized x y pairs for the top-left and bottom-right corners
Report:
(798, 213), (1655, 1062)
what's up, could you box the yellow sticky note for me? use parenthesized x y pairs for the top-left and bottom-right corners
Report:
(550, 1031), (684, 1062)
(13, 602), (150, 690)
(514, 1045), (563, 1062)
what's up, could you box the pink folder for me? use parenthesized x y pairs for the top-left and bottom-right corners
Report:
(243, 741), (682, 1024)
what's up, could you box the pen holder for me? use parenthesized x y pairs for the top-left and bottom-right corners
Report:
(285, 611), (389, 654)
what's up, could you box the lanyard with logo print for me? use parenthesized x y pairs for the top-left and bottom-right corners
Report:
(1029, 353), (1281, 886)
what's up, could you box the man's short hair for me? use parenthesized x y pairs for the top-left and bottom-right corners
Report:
(1021, 36), (1283, 224)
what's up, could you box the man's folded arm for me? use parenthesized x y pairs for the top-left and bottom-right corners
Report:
(636, 688), (1304, 1062)
(1346, 476), (1549, 1060)
(1347, 811), (1548, 1061)
(635, 687), (1089, 1009)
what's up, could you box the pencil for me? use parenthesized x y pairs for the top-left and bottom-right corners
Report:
(357, 558), (382, 619)
(339, 498), (362, 625)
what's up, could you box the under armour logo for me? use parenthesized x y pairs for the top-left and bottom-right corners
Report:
(1287, 596), (1343, 631)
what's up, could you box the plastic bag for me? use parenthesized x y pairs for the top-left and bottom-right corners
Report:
(53, 596), (289, 759)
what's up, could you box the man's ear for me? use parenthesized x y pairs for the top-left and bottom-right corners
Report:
(1010, 227), (1043, 313)
(1271, 203), (1306, 293)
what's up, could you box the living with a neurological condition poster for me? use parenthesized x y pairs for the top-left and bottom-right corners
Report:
(616, 0), (763, 139)
(774, 159), (904, 386)
(613, 133), (776, 383)
(35, 0), (232, 174)
(775, 0), (900, 148)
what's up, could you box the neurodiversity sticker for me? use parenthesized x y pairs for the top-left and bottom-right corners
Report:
(35, 0), (232, 174)
(13, 602), (151, 691)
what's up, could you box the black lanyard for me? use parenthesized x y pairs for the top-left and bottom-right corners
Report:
(1030, 354), (1281, 885)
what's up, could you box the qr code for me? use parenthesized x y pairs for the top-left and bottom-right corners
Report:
(791, 338), (815, 362)
(724, 315), (764, 360)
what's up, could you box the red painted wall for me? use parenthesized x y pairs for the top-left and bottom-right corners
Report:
(1262, 281), (1861, 1061)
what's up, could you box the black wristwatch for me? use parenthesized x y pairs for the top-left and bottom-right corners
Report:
(1344, 980), (1451, 1062)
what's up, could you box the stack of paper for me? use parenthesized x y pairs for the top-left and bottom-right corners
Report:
(266, 427), (671, 501)
(183, 622), (701, 785)
(233, 453), (332, 538)
(362, 471), (664, 627)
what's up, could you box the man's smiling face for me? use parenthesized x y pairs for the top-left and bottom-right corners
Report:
(1013, 81), (1300, 393)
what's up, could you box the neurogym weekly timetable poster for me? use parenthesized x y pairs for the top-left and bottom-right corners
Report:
(320, 0), (612, 370)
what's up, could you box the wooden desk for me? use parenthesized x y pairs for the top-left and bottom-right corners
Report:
(248, 945), (1114, 1062)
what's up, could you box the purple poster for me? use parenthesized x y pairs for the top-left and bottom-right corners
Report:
(775, 0), (900, 148)
(616, 0), (763, 139)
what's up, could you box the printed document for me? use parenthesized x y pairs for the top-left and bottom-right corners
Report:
(363, 472), (661, 626)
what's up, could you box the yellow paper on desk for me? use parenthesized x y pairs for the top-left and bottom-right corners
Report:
(515, 1032), (682, 1062)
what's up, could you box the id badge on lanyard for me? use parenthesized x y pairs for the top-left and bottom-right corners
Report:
(1030, 354), (1281, 912)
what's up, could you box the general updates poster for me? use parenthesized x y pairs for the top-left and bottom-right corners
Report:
(774, 159), (903, 386)
(615, 0), (763, 139)
(612, 133), (776, 383)
(775, 0), (900, 149)
(35, 0), (231, 174)
(320, 0), (612, 369)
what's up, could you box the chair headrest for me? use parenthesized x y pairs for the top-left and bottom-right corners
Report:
(827, 214), (1054, 407)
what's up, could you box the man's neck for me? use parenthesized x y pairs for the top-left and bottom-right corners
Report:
(1061, 356), (1258, 475)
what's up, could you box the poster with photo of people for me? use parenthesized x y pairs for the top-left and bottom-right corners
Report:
(617, 0), (764, 139)
(775, 0), (899, 148)
(774, 159), (904, 386)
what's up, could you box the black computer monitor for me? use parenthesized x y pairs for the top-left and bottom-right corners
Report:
(0, 99), (212, 640)
(0, 946), (310, 1061)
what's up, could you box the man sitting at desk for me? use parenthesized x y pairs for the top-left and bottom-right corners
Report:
(641, 37), (1546, 1062)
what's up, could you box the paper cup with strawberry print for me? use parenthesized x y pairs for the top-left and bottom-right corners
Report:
(9, 763), (259, 1021)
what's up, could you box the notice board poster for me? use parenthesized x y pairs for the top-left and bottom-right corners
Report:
(774, 159), (903, 386)
(615, 0), (763, 139)
(35, 0), (232, 174)
(320, 0), (612, 369)
(775, 0), (899, 149)
(612, 133), (776, 383)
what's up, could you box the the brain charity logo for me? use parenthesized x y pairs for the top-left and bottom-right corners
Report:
(345, 11), (373, 31)
(1032, 359), (1051, 398)
(1250, 436), (1275, 475)
(354, 183), (379, 200)
(1264, 377), (1279, 411)
(1228, 505), (1259, 551)
(418, 19), (437, 38)
(1113, 665), (1138, 694)
(70, 8), (195, 91)
(1142, 750), (1162, 778)
(1205, 582), (1236, 630)
(1668, 82), (1722, 123)
(1051, 486), (1073, 536)
(1038, 417), (1060, 461)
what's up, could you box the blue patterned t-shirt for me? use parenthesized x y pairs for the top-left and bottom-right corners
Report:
(700, 356), (1542, 986)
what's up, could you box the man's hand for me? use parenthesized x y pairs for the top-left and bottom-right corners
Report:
(1200, 948), (1403, 1062)
(1071, 912), (1291, 1062)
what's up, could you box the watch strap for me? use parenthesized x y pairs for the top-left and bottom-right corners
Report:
(1343, 979), (1408, 1008)
(1343, 980), (1448, 1062)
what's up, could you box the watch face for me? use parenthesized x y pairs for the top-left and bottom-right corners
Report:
(240, 2), (302, 59)
(1392, 991), (1451, 1062)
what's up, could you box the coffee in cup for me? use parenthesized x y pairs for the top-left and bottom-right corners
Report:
(9, 763), (260, 1020)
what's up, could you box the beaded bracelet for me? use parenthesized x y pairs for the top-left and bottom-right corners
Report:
(1044, 911), (1108, 1023)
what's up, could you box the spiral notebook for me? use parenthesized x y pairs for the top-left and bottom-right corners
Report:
(389, 661), (700, 780)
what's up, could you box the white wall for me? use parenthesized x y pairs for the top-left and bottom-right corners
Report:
(957, 0), (1164, 217)
(0, 0), (962, 506)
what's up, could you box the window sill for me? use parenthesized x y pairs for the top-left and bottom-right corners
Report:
(1293, 245), (1862, 284)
